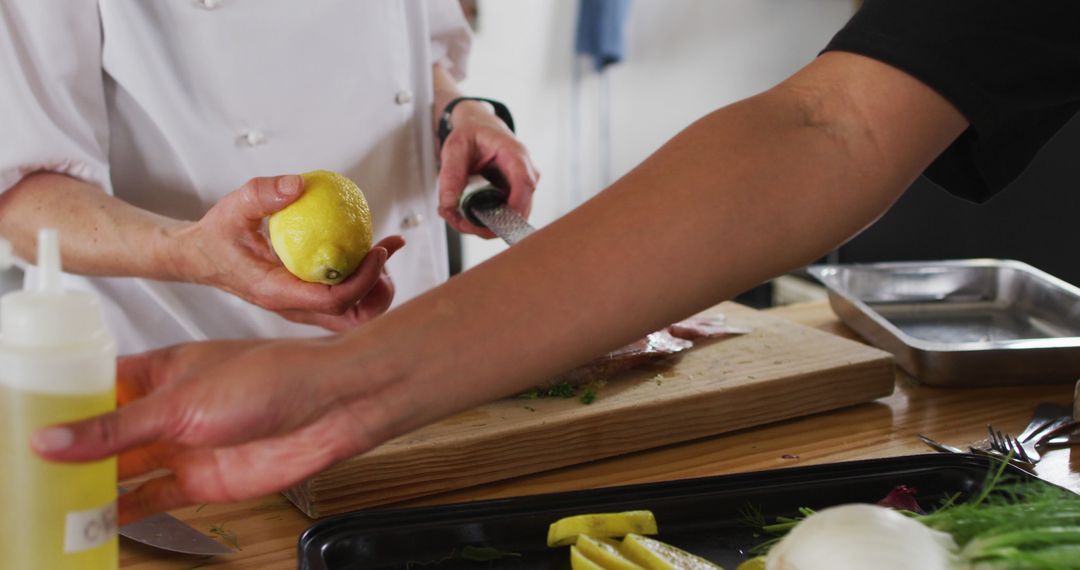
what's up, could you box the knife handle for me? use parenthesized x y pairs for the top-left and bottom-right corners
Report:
(458, 183), (509, 228)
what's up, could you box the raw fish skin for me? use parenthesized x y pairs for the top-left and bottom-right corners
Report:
(545, 315), (750, 387)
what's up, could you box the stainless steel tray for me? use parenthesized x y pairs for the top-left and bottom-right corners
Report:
(808, 259), (1080, 386)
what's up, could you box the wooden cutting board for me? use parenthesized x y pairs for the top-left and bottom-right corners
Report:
(284, 302), (895, 517)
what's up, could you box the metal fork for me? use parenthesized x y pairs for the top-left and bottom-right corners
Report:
(1016, 403), (1071, 442)
(917, 434), (1035, 474)
(987, 425), (1037, 464)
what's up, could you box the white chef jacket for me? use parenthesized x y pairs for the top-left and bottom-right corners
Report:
(0, 0), (471, 353)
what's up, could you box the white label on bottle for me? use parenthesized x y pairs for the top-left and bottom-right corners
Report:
(64, 500), (118, 553)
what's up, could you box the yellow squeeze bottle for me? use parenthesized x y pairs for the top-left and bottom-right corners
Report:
(0, 230), (118, 569)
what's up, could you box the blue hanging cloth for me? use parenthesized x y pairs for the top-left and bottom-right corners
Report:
(575, 0), (632, 71)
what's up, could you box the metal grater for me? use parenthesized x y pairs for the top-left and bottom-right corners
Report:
(458, 184), (536, 245)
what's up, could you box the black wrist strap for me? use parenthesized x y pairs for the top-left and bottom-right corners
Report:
(437, 97), (515, 147)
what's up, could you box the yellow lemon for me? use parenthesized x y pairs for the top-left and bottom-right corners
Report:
(597, 537), (624, 549)
(576, 535), (646, 570)
(618, 534), (724, 570)
(548, 511), (658, 547)
(571, 545), (607, 570)
(735, 556), (766, 570)
(268, 170), (373, 285)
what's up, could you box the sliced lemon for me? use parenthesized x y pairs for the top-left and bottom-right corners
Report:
(618, 533), (723, 570)
(571, 545), (606, 570)
(576, 535), (645, 570)
(597, 537), (623, 549)
(268, 170), (373, 285)
(548, 511), (659, 547)
(735, 556), (766, 570)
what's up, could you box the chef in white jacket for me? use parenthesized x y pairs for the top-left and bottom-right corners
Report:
(0, 0), (538, 353)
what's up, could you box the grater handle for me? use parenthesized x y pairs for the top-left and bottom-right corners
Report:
(458, 184), (509, 228)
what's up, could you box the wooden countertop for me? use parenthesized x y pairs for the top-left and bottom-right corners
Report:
(119, 300), (1079, 569)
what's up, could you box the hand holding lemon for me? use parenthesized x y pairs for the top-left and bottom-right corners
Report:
(174, 172), (403, 331)
(268, 170), (374, 285)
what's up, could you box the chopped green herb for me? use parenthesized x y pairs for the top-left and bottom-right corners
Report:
(740, 503), (767, 529)
(523, 405), (536, 412)
(460, 545), (522, 562)
(194, 503), (207, 513)
(543, 382), (577, 398)
(208, 522), (240, 551)
(518, 381), (600, 404)
(579, 387), (597, 405)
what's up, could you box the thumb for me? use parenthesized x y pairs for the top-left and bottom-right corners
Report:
(226, 175), (304, 222)
(31, 397), (172, 463)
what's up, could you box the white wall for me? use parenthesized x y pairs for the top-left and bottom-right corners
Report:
(458, 0), (854, 269)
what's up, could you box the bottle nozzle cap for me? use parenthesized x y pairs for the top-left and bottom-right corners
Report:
(35, 229), (62, 293)
(1, 228), (108, 346)
(0, 238), (12, 270)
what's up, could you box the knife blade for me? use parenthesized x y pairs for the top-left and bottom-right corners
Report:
(458, 183), (535, 245)
(120, 513), (235, 556)
(118, 487), (234, 556)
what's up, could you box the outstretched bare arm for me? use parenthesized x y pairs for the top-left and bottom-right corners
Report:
(35, 52), (967, 522)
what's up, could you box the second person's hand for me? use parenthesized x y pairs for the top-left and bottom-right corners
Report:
(168, 175), (405, 331)
(33, 337), (399, 525)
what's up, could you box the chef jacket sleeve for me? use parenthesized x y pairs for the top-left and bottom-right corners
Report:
(426, 0), (472, 81)
(0, 0), (112, 195)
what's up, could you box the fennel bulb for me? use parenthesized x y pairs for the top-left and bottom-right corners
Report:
(766, 504), (958, 570)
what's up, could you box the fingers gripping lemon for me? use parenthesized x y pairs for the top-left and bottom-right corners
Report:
(269, 170), (374, 285)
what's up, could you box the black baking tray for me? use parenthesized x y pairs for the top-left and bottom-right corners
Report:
(297, 454), (1038, 569)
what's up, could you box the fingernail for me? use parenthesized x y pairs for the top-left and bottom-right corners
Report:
(32, 427), (74, 452)
(378, 248), (388, 263)
(278, 175), (302, 196)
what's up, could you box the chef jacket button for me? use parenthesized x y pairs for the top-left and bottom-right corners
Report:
(400, 213), (424, 229)
(241, 129), (267, 147)
(394, 90), (413, 105)
(196, 0), (222, 9)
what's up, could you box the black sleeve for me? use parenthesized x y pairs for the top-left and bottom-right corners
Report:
(823, 0), (1080, 203)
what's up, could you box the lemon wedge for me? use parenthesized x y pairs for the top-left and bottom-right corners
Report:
(576, 535), (645, 570)
(735, 556), (766, 570)
(596, 537), (623, 549)
(268, 170), (373, 285)
(571, 545), (608, 570)
(548, 511), (659, 547)
(618, 534), (723, 570)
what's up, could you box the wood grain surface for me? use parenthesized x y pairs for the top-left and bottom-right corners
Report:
(119, 300), (1080, 569)
(285, 302), (895, 517)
